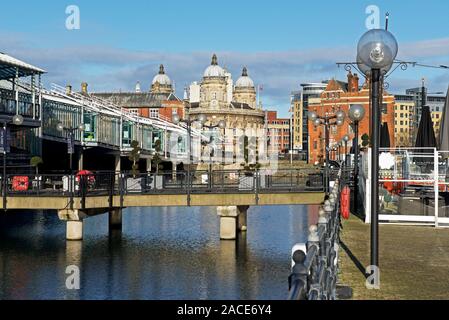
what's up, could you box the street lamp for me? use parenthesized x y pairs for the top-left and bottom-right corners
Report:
(2, 114), (24, 210)
(342, 134), (350, 167)
(56, 122), (85, 173)
(357, 28), (398, 269)
(348, 104), (366, 216)
(309, 110), (345, 194)
(199, 117), (226, 187)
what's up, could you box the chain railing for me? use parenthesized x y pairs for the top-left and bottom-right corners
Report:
(288, 168), (342, 300)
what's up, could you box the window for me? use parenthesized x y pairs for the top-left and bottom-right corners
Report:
(150, 109), (159, 118)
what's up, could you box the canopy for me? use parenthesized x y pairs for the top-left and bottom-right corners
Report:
(0, 52), (45, 80)
(380, 122), (391, 148)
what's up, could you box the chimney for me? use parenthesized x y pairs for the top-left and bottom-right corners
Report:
(347, 71), (354, 92)
(353, 73), (360, 92)
(81, 82), (88, 94)
(66, 84), (72, 95)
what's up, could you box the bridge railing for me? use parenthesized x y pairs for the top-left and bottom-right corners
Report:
(288, 168), (342, 300)
(1, 168), (324, 199)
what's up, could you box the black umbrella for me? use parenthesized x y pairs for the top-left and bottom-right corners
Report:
(439, 86), (449, 153)
(380, 122), (391, 148)
(415, 105), (437, 167)
(415, 105), (437, 149)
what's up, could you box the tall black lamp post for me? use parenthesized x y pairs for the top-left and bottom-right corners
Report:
(342, 134), (350, 167)
(56, 122), (85, 173)
(2, 114), (24, 210)
(308, 110), (345, 194)
(348, 104), (366, 216)
(199, 116), (226, 188)
(357, 29), (398, 269)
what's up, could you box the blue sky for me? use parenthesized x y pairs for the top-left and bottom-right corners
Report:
(1, 0), (449, 116)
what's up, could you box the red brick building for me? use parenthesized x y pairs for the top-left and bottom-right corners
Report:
(308, 72), (395, 164)
(266, 110), (291, 154)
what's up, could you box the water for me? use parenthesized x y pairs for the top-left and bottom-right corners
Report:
(0, 205), (319, 300)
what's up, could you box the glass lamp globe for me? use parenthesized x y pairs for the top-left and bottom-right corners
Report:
(78, 124), (85, 131)
(336, 110), (346, 121)
(314, 118), (321, 126)
(349, 104), (366, 122)
(56, 122), (65, 132)
(357, 54), (392, 77)
(198, 114), (207, 124)
(218, 120), (226, 129)
(336, 119), (344, 126)
(308, 111), (318, 121)
(357, 29), (398, 69)
(12, 114), (24, 126)
(343, 135), (350, 142)
(172, 114), (181, 124)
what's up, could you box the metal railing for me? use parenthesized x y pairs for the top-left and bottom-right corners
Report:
(0, 169), (325, 208)
(288, 168), (342, 300)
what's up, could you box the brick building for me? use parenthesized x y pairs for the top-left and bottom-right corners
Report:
(308, 72), (395, 164)
(91, 64), (185, 122)
(266, 110), (291, 154)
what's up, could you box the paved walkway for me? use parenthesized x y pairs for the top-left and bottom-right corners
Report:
(339, 216), (449, 300)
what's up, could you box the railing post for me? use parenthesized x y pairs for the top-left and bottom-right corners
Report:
(288, 249), (308, 300)
(307, 224), (320, 299)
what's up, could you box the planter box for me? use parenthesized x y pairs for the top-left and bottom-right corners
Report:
(126, 177), (142, 192)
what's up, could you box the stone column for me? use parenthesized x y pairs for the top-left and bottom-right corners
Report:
(78, 150), (84, 171)
(217, 206), (238, 240)
(146, 158), (152, 173)
(58, 209), (87, 241)
(67, 221), (83, 241)
(115, 155), (121, 173)
(237, 205), (249, 232)
(109, 208), (122, 231)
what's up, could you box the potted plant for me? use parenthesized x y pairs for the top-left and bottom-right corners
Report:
(127, 140), (142, 191)
(30, 156), (43, 189)
(151, 138), (164, 189)
(239, 136), (263, 190)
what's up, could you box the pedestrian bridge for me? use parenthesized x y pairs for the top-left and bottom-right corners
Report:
(1, 169), (325, 210)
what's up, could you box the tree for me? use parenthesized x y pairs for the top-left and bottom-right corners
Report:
(362, 134), (370, 147)
(128, 140), (141, 177)
(240, 136), (261, 176)
(30, 156), (43, 176)
(152, 138), (162, 175)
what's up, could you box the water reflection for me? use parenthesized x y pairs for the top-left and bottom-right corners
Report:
(0, 205), (318, 300)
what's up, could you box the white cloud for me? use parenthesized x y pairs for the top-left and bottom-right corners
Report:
(1, 34), (448, 116)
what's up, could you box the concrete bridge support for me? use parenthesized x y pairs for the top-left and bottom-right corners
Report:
(66, 221), (84, 241)
(58, 209), (87, 241)
(217, 206), (249, 240)
(109, 208), (123, 231)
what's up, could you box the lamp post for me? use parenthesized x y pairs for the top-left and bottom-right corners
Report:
(357, 28), (398, 269)
(308, 110), (345, 194)
(56, 122), (85, 173)
(2, 114), (24, 210)
(348, 104), (366, 217)
(199, 117), (226, 188)
(342, 134), (350, 167)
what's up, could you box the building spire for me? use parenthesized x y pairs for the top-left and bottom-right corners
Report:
(159, 64), (165, 74)
(211, 54), (218, 66)
(242, 67), (248, 77)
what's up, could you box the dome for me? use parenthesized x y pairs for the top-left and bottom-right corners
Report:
(203, 54), (225, 78)
(235, 67), (254, 88)
(152, 64), (171, 85)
